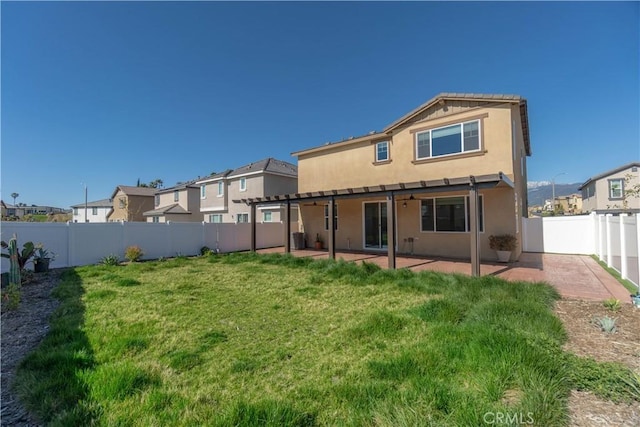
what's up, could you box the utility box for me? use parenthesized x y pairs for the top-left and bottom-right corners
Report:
(292, 232), (305, 250)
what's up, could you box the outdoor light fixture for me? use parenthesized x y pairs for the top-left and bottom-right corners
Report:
(403, 202), (407, 208)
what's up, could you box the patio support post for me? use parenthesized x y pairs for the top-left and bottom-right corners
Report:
(469, 181), (480, 277)
(250, 203), (256, 252)
(387, 192), (396, 269)
(284, 201), (291, 254)
(328, 197), (336, 259)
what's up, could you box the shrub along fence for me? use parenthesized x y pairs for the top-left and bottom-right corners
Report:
(522, 212), (640, 288)
(1, 221), (284, 271)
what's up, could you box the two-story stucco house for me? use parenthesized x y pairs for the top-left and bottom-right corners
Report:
(579, 162), (640, 212)
(252, 93), (529, 267)
(197, 158), (298, 224)
(71, 199), (112, 223)
(143, 181), (204, 223)
(106, 186), (156, 222)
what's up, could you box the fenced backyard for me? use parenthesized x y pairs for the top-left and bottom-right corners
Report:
(0, 221), (286, 271)
(522, 213), (640, 288)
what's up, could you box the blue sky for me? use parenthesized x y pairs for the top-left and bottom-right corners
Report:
(2, 1), (638, 208)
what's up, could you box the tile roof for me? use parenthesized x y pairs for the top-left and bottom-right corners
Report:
(143, 203), (191, 216)
(578, 162), (640, 190)
(112, 186), (157, 197)
(70, 198), (113, 208)
(228, 157), (297, 178)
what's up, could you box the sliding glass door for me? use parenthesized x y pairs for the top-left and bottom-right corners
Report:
(364, 202), (388, 249)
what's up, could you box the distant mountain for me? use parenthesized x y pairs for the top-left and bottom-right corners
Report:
(527, 182), (582, 207)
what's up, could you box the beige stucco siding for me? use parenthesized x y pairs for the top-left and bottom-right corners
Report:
(299, 187), (520, 261)
(200, 179), (228, 212)
(264, 174), (298, 196)
(298, 105), (517, 193)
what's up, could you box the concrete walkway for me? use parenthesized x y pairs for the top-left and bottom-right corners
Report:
(257, 248), (632, 302)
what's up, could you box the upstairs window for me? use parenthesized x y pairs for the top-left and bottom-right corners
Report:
(73, 208), (78, 215)
(218, 181), (224, 196)
(239, 178), (247, 192)
(609, 179), (623, 199)
(92, 207), (98, 215)
(375, 141), (389, 162)
(174, 191), (179, 202)
(155, 195), (160, 207)
(119, 198), (126, 208)
(200, 185), (206, 199)
(416, 120), (480, 160)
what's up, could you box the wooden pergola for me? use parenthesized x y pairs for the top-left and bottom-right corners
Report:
(235, 172), (514, 276)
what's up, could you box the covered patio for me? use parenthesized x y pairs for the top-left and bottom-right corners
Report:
(257, 247), (631, 302)
(238, 172), (515, 277)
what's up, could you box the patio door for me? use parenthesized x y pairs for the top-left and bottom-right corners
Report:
(364, 202), (388, 249)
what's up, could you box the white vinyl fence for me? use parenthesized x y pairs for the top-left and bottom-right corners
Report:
(1, 221), (285, 271)
(522, 213), (640, 288)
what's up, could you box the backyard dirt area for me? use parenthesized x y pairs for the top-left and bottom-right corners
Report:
(556, 299), (640, 426)
(1, 271), (638, 426)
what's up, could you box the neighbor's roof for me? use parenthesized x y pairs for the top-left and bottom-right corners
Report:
(195, 169), (233, 184)
(578, 162), (640, 190)
(228, 157), (297, 178)
(155, 181), (200, 194)
(70, 198), (112, 208)
(292, 92), (530, 157)
(143, 203), (191, 216)
(110, 185), (157, 198)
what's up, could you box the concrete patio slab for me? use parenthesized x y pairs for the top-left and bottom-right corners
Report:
(257, 248), (633, 302)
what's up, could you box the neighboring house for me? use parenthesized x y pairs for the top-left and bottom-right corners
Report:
(197, 158), (298, 224)
(547, 194), (582, 214)
(1, 202), (68, 219)
(579, 162), (640, 212)
(275, 93), (531, 262)
(71, 199), (113, 223)
(143, 181), (204, 223)
(106, 186), (156, 222)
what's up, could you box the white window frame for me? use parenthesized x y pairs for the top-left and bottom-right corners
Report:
(174, 190), (179, 202)
(200, 184), (206, 199)
(73, 207), (78, 215)
(92, 207), (98, 215)
(154, 195), (160, 207)
(217, 181), (224, 197)
(209, 214), (223, 223)
(324, 204), (338, 230)
(236, 213), (249, 223)
(420, 195), (484, 233)
(152, 216), (160, 223)
(375, 141), (389, 162)
(608, 178), (624, 199)
(262, 211), (272, 222)
(239, 178), (247, 192)
(415, 119), (481, 160)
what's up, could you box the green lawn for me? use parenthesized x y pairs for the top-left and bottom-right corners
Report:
(15, 253), (639, 426)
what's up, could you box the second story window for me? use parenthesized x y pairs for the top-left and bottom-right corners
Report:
(200, 185), (206, 199)
(609, 179), (623, 199)
(174, 190), (179, 202)
(239, 178), (247, 192)
(376, 141), (389, 162)
(155, 195), (160, 207)
(92, 207), (98, 215)
(416, 120), (480, 160)
(218, 181), (224, 196)
(119, 198), (126, 208)
(73, 208), (78, 215)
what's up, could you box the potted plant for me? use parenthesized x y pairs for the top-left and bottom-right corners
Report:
(489, 234), (517, 263)
(314, 233), (323, 250)
(33, 244), (55, 273)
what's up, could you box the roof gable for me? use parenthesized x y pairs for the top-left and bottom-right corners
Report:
(578, 162), (640, 190)
(228, 157), (297, 178)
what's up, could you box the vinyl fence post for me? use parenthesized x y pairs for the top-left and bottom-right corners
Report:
(606, 214), (612, 268)
(620, 213), (628, 280)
